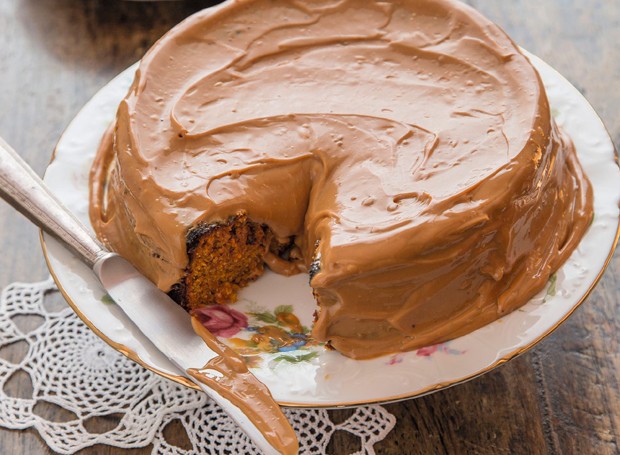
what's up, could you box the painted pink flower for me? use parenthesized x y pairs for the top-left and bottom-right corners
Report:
(415, 343), (466, 357)
(192, 305), (249, 338)
(387, 354), (404, 365)
(416, 344), (439, 357)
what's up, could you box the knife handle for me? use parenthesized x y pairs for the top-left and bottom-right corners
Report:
(0, 137), (106, 268)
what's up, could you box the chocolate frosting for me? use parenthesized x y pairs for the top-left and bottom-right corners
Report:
(90, 0), (593, 359)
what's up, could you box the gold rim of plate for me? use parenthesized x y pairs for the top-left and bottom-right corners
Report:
(40, 58), (620, 407)
(41, 153), (619, 409)
(40, 140), (620, 408)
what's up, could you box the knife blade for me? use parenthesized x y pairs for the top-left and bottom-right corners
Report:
(0, 136), (299, 455)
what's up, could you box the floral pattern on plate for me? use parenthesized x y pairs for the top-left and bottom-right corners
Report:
(193, 303), (323, 369)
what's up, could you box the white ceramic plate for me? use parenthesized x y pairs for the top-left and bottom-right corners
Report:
(42, 53), (619, 407)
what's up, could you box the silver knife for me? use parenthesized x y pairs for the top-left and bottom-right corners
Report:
(0, 137), (299, 455)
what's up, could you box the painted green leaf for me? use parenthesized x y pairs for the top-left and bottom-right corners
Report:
(544, 273), (558, 303)
(274, 305), (293, 315)
(273, 351), (319, 364)
(101, 294), (115, 305)
(249, 311), (277, 324)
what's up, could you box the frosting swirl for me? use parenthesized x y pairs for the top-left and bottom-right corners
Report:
(90, 0), (593, 359)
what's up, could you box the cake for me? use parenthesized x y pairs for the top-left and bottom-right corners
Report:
(89, 0), (593, 359)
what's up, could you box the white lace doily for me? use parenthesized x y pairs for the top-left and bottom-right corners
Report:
(0, 278), (396, 454)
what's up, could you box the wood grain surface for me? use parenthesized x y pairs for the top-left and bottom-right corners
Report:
(0, 1), (618, 454)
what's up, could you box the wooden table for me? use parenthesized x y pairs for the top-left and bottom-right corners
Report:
(0, 1), (617, 454)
